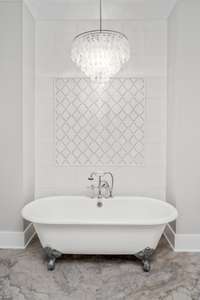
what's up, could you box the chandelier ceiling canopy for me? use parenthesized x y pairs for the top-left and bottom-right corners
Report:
(71, 0), (130, 84)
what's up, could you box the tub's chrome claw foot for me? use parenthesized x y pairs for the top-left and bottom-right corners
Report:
(44, 247), (62, 271)
(135, 247), (154, 272)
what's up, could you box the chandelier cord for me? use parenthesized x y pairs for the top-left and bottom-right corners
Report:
(100, 0), (102, 31)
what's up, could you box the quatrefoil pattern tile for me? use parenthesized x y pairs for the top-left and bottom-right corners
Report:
(55, 78), (145, 166)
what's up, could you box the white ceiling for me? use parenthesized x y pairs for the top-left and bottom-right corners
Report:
(25, 0), (178, 20)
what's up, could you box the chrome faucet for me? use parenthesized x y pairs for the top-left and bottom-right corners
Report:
(103, 172), (114, 197)
(88, 172), (114, 198)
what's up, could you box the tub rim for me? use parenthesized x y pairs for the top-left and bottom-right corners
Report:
(22, 195), (178, 226)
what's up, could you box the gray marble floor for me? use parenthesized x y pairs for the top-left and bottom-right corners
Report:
(0, 236), (200, 300)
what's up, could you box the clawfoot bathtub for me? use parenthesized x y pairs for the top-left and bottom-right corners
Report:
(22, 196), (178, 272)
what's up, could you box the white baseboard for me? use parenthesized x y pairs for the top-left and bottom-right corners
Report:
(175, 234), (200, 252)
(0, 231), (25, 249)
(1, 223), (200, 252)
(164, 224), (200, 252)
(0, 223), (36, 249)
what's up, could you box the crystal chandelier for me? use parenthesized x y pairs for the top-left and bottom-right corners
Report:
(71, 0), (130, 83)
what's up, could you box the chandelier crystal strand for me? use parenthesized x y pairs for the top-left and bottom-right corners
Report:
(71, 0), (130, 83)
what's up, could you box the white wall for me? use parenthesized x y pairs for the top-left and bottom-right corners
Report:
(167, 0), (200, 235)
(0, 1), (23, 231)
(36, 20), (167, 199)
(0, 1), (35, 235)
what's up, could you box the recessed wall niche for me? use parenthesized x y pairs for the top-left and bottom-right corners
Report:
(55, 78), (145, 166)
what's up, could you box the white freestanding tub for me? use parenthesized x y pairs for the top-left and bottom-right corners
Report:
(22, 196), (178, 271)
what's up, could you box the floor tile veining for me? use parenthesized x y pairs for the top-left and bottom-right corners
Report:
(0, 237), (200, 300)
